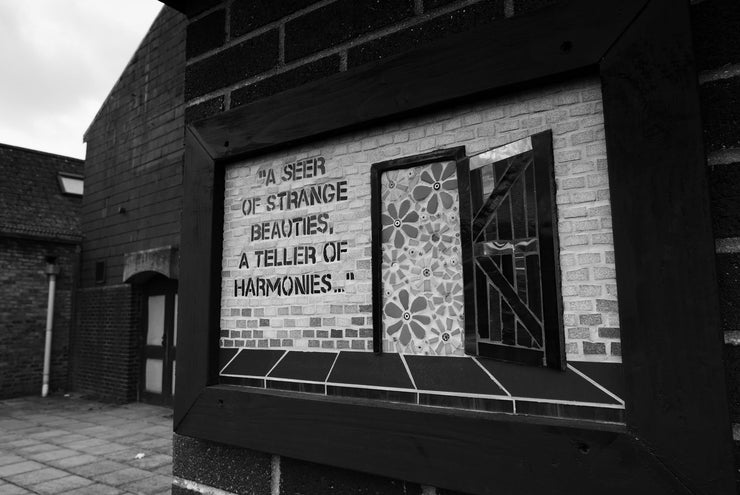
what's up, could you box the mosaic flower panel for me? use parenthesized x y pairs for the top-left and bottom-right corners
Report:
(381, 161), (465, 356)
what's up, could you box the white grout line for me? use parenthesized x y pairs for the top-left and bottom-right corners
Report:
(219, 348), (243, 375)
(725, 331), (740, 346)
(472, 357), (512, 397)
(173, 477), (237, 495)
(567, 363), (625, 406)
(698, 63), (740, 84)
(220, 373), (266, 380)
(324, 382), (418, 394)
(417, 389), (512, 401)
(265, 351), (289, 377)
(716, 237), (740, 254)
(323, 352), (342, 390)
(513, 397), (625, 409)
(398, 354), (418, 390)
(267, 377), (326, 386)
(271, 455), (281, 495)
(221, 363), (624, 410)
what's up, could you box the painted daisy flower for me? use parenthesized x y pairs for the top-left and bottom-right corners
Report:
(382, 199), (419, 249)
(412, 161), (457, 214)
(429, 317), (463, 355)
(384, 288), (430, 346)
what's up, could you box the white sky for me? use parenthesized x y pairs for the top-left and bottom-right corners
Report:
(0, 0), (164, 159)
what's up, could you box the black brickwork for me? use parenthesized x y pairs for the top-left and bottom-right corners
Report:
(709, 163), (740, 237)
(512, 0), (556, 15)
(73, 285), (142, 402)
(82, 7), (186, 287)
(185, 95), (224, 123)
(348, 0), (504, 68)
(185, 29), (279, 100)
(230, 0), (317, 38)
(280, 456), (423, 495)
(284, 0), (415, 62)
(186, 8), (225, 58)
(717, 254), (740, 336)
(691, 0), (740, 72)
(0, 238), (77, 399)
(700, 76), (740, 153)
(230, 54), (340, 108)
(173, 434), (272, 494)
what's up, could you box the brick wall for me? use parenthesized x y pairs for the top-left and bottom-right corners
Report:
(183, 0), (556, 124)
(221, 76), (619, 362)
(75, 6), (186, 401)
(73, 285), (142, 402)
(0, 237), (78, 399)
(163, 0), (738, 492)
(81, 6), (186, 288)
(691, 0), (740, 477)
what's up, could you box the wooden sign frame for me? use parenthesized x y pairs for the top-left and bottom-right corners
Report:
(174, 0), (736, 493)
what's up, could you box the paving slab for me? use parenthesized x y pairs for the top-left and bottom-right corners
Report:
(31, 474), (94, 494)
(0, 395), (173, 494)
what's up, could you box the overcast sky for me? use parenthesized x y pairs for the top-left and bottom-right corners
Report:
(0, 0), (163, 159)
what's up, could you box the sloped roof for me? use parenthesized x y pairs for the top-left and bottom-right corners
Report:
(0, 143), (83, 242)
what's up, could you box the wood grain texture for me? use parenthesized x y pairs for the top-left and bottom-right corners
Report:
(600, 0), (735, 492)
(189, 0), (647, 161)
(176, 386), (689, 495)
(174, 130), (222, 428)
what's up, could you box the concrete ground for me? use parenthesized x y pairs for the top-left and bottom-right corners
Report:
(0, 395), (173, 494)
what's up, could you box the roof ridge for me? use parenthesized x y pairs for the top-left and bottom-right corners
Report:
(0, 142), (84, 163)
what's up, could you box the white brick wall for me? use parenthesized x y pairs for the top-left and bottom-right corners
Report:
(221, 76), (621, 362)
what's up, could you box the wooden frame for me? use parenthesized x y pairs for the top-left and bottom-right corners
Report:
(174, 0), (736, 493)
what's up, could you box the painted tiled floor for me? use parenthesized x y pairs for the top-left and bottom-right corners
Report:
(220, 349), (626, 422)
(0, 395), (172, 494)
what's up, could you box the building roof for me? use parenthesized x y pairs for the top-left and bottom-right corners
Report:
(0, 143), (83, 243)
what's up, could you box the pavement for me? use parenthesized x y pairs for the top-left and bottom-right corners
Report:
(0, 395), (173, 494)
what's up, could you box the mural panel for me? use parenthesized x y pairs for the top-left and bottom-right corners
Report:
(380, 161), (465, 356)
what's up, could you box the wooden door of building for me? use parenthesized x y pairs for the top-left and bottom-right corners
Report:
(141, 277), (177, 405)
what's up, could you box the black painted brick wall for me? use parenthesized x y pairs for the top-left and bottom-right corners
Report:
(692, 0), (740, 487)
(0, 238), (78, 399)
(347, 0), (504, 68)
(709, 164), (740, 238)
(82, 6), (186, 288)
(690, 0), (740, 72)
(186, 9), (225, 58)
(183, 0), (557, 124)
(73, 285), (142, 402)
(700, 77), (740, 153)
(284, 0), (415, 62)
(171, 0), (739, 490)
(185, 29), (279, 100)
(230, 54), (341, 109)
(173, 434), (425, 495)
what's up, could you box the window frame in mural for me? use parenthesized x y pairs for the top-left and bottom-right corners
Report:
(458, 131), (565, 370)
(370, 147), (467, 353)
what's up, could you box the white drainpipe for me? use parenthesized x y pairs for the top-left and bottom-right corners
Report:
(42, 258), (59, 398)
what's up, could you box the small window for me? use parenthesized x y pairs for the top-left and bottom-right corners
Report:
(95, 261), (106, 284)
(58, 173), (84, 196)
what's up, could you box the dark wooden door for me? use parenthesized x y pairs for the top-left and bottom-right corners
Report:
(141, 277), (178, 405)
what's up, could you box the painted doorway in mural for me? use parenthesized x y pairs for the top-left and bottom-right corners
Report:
(141, 276), (178, 405)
